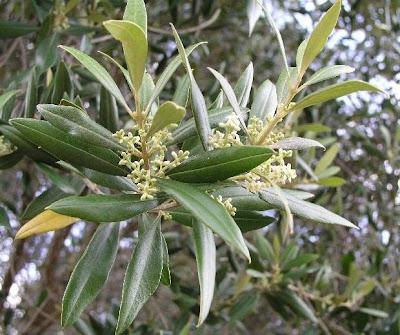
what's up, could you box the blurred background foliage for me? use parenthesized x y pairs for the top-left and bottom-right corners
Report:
(0, 0), (399, 334)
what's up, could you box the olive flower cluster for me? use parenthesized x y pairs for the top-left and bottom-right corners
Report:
(114, 119), (189, 200)
(210, 113), (296, 192)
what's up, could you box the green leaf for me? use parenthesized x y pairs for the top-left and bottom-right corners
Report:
(35, 34), (59, 72)
(276, 67), (297, 104)
(139, 73), (156, 115)
(296, 38), (308, 70)
(0, 207), (11, 230)
(283, 254), (319, 271)
(318, 177), (346, 187)
(123, 0), (147, 36)
(160, 234), (171, 286)
(37, 163), (82, 194)
(359, 307), (389, 319)
(24, 71), (38, 118)
(0, 124), (56, 164)
(234, 62), (253, 107)
(292, 80), (383, 111)
(147, 101), (185, 137)
(22, 186), (71, 220)
(79, 168), (137, 192)
(51, 62), (72, 104)
(99, 86), (119, 133)
(59, 46), (131, 113)
(145, 42), (205, 114)
(192, 219), (216, 326)
(48, 194), (160, 222)
(269, 137), (325, 150)
(212, 186), (273, 211)
(0, 151), (23, 169)
(169, 107), (247, 146)
(0, 90), (18, 113)
(278, 290), (318, 323)
(316, 165), (340, 179)
(99, 51), (133, 91)
(173, 75), (190, 107)
(37, 104), (123, 151)
(314, 143), (339, 175)
(259, 188), (357, 228)
(250, 80), (277, 121)
(103, 20), (147, 93)
(62, 223), (120, 326)
(254, 232), (275, 263)
(300, 0), (342, 73)
(233, 211), (275, 233)
(0, 20), (38, 38)
(167, 146), (273, 183)
(10, 118), (127, 176)
(116, 216), (162, 334)
(171, 25), (211, 150)
(303, 65), (355, 87)
(157, 179), (250, 261)
(247, 0), (262, 36)
(229, 291), (258, 321)
(208, 68), (248, 133)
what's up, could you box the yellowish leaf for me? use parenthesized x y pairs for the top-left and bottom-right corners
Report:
(15, 210), (78, 239)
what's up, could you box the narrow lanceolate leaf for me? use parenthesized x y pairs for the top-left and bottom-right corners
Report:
(303, 65), (355, 87)
(48, 194), (160, 222)
(157, 179), (250, 261)
(145, 42), (205, 114)
(51, 62), (72, 104)
(173, 75), (190, 107)
(147, 101), (185, 137)
(0, 21), (38, 38)
(296, 38), (308, 70)
(269, 137), (325, 150)
(208, 68), (248, 134)
(160, 234), (171, 286)
(0, 90), (18, 112)
(0, 151), (23, 169)
(276, 67), (298, 104)
(99, 51), (133, 91)
(300, 0), (342, 73)
(315, 143), (339, 175)
(15, 210), (78, 239)
(169, 107), (247, 145)
(234, 62), (253, 107)
(103, 20), (147, 93)
(79, 168), (137, 192)
(0, 124), (56, 164)
(59, 46), (130, 112)
(250, 80), (277, 121)
(99, 86), (119, 132)
(192, 219), (216, 326)
(167, 146), (273, 183)
(24, 71), (38, 118)
(259, 188), (357, 228)
(291, 80), (383, 111)
(62, 223), (120, 326)
(22, 186), (71, 220)
(0, 207), (10, 230)
(123, 0), (147, 36)
(247, 0), (262, 36)
(171, 25), (211, 150)
(37, 104), (123, 151)
(139, 73), (156, 114)
(10, 119), (127, 176)
(116, 216), (162, 334)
